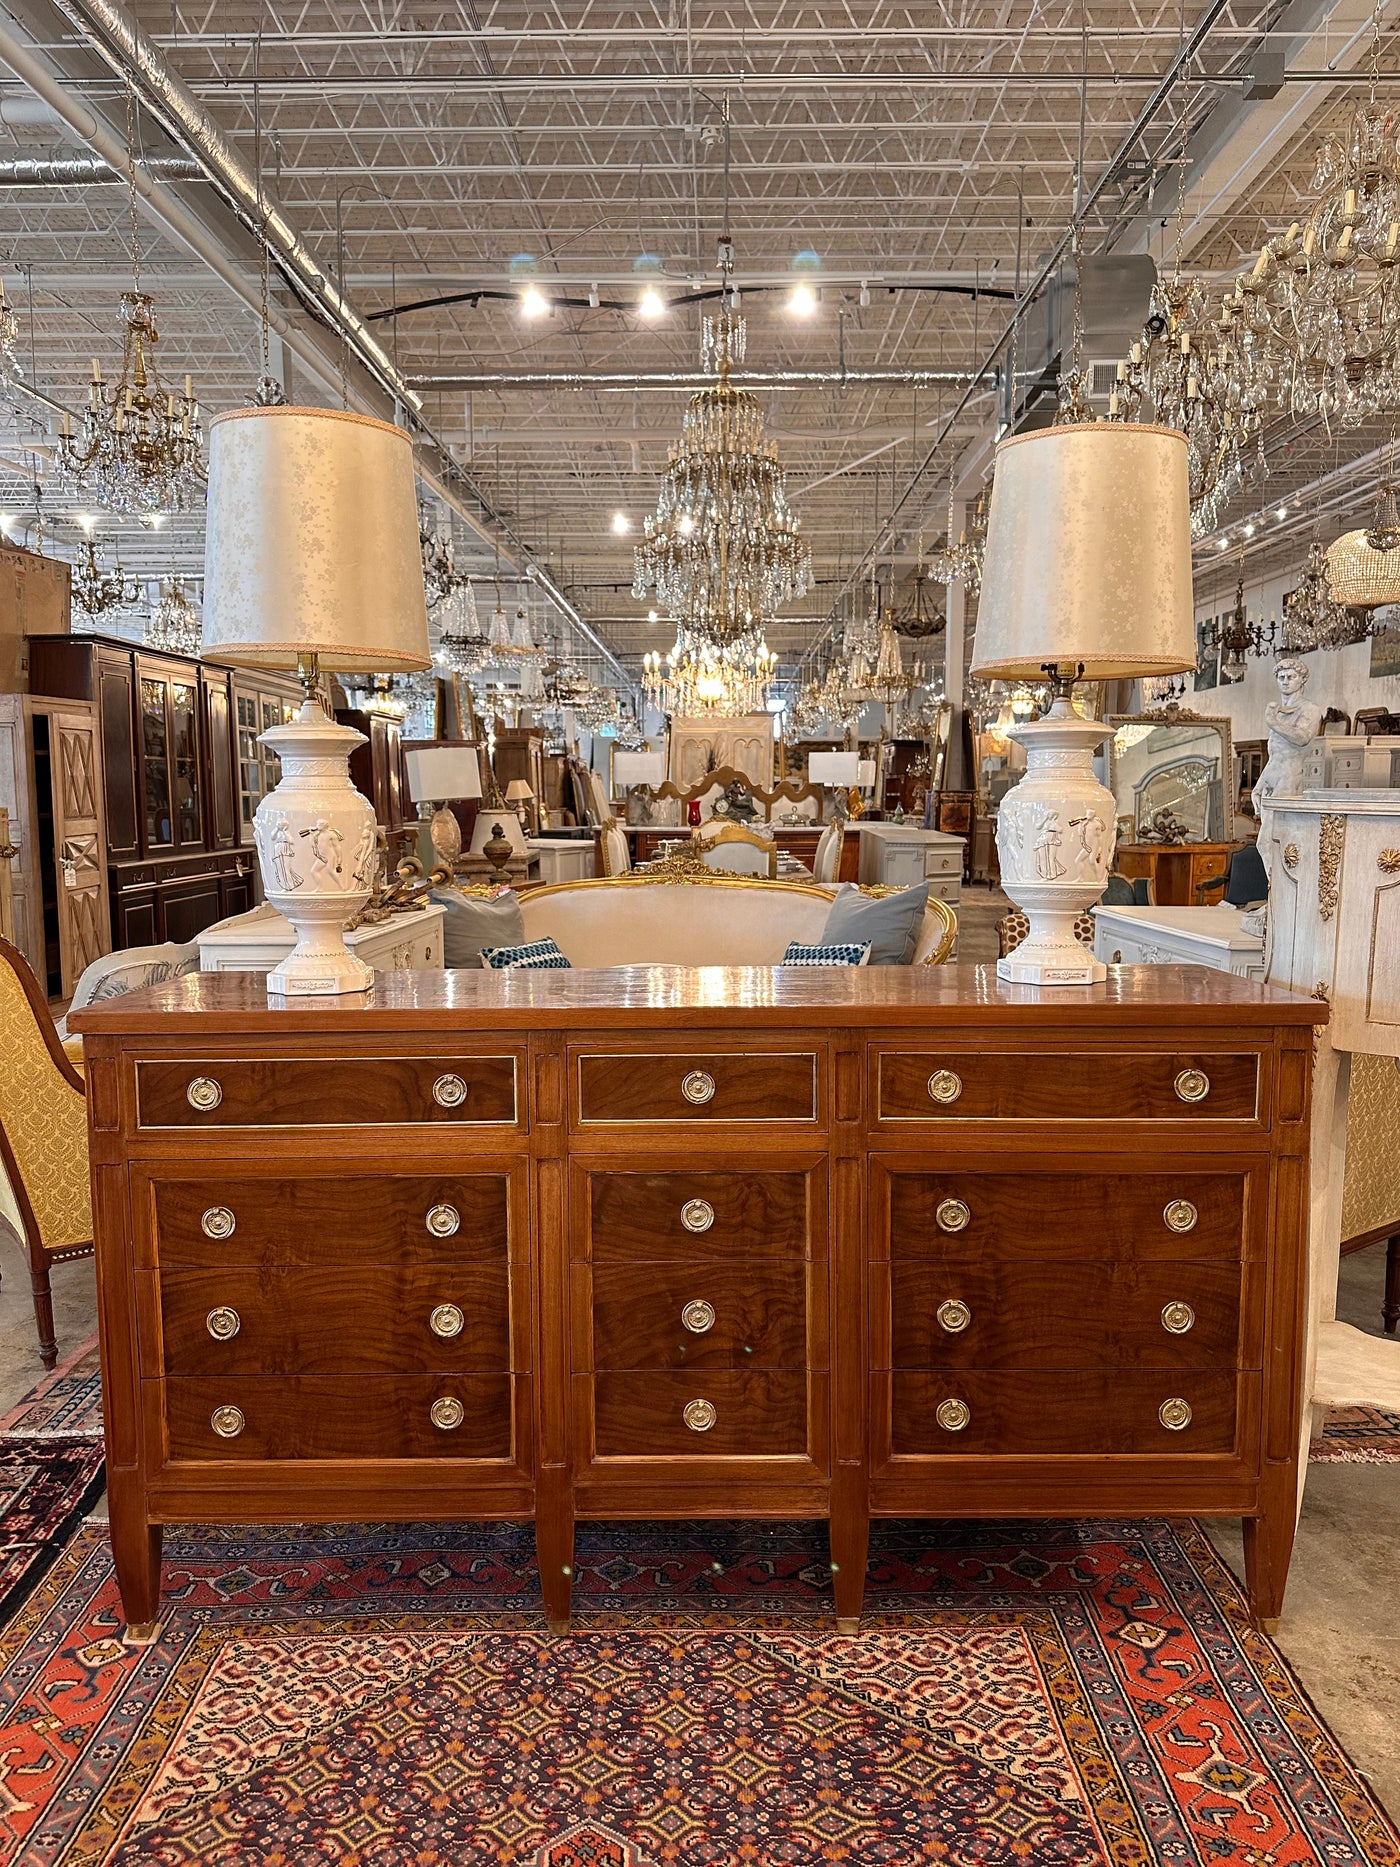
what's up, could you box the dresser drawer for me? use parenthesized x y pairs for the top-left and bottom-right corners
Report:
(884, 1171), (1248, 1262)
(163, 1374), (514, 1460)
(158, 1265), (512, 1375)
(588, 1171), (810, 1261)
(591, 1371), (811, 1457)
(588, 1261), (809, 1370)
(576, 1051), (818, 1125)
(888, 1370), (1239, 1455)
(152, 1175), (510, 1268)
(884, 1260), (1244, 1370)
(136, 1053), (519, 1129)
(876, 1050), (1259, 1122)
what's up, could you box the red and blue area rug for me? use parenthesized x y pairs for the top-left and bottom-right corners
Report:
(0, 1514), (1395, 1866)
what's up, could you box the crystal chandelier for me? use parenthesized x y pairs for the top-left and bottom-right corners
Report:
(643, 629), (778, 717)
(57, 294), (203, 515)
(928, 480), (988, 595)
(436, 580), (491, 674)
(0, 280), (21, 395)
(633, 306), (811, 647)
(868, 617), (916, 713)
(420, 514), (457, 607)
(145, 579), (201, 657)
(1282, 539), (1373, 649)
(1201, 564), (1277, 681)
(71, 538), (141, 624)
(1327, 481), (1400, 607)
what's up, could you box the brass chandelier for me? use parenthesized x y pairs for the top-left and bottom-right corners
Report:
(71, 538), (141, 624)
(0, 280), (21, 394)
(643, 628), (778, 718)
(1283, 538), (1374, 648)
(633, 305), (811, 648)
(145, 579), (201, 657)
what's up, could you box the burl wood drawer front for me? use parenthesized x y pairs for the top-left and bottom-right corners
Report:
(888, 1371), (1238, 1455)
(153, 1176), (510, 1269)
(163, 1374), (514, 1460)
(876, 1049), (1259, 1122)
(884, 1171), (1248, 1262)
(576, 1051), (818, 1125)
(588, 1262), (809, 1370)
(136, 1053), (519, 1129)
(591, 1371), (811, 1457)
(159, 1266), (511, 1375)
(883, 1260), (1245, 1371)
(588, 1171), (810, 1261)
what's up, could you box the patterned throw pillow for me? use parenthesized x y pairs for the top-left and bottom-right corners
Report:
(780, 940), (872, 967)
(479, 936), (572, 971)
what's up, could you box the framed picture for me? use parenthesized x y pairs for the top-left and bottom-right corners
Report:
(1194, 616), (1219, 692)
(1370, 609), (1400, 679)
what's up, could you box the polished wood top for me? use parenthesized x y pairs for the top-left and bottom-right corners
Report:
(71, 963), (1329, 1035)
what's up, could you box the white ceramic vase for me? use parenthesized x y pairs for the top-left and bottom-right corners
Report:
(251, 700), (380, 996)
(994, 695), (1115, 986)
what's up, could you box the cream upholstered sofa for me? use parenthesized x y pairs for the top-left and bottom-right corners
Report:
(517, 873), (957, 967)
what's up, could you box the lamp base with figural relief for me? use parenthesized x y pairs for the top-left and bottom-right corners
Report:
(994, 696), (1114, 987)
(252, 699), (379, 997)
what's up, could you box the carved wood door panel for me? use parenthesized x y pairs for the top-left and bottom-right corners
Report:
(50, 707), (111, 994)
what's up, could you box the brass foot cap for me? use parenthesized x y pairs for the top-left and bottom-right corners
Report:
(835, 1617), (861, 1635)
(1258, 1616), (1281, 1635)
(124, 1620), (159, 1644)
(546, 1619), (571, 1637)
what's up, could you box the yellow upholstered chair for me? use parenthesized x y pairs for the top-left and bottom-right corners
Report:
(0, 936), (93, 1367)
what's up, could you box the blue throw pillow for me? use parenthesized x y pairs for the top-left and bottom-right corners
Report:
(818, 881), (930, 965)
(780, 940), (871, 967)
(480, 936), (572, 971)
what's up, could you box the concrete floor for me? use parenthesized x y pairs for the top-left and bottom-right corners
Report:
(0, 897), (1394, 1821)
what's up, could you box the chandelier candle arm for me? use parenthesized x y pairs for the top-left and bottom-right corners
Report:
(971, 422), (1195, 988)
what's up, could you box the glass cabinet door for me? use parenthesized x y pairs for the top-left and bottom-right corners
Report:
(170, 681), (203, 848)
(237, 692), (262, 831)
(140, 676), (173, 849)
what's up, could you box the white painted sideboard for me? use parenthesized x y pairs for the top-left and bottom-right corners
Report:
(1091, 903), (1266, 978)
(199, 901), (446, 975)
(854, 821), (964, 901)
(1260, 790), (1400, 1443)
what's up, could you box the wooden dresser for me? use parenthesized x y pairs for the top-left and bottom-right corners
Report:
(73, 965), (1325, 1636)
(1116, 839), (1239, 906)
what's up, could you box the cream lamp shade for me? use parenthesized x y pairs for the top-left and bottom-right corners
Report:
(971, 423), (1195, 680)
(404, 744), (481, 805)
(201, 405), (431, 672)
(505, 779), (535, 803)
(807, 751), (859, 787)
(611, 749), (667, 787)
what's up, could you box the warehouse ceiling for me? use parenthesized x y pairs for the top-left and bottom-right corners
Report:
(0, 0), (1395, 681)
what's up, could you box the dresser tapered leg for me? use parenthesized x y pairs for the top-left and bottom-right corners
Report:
(1241, 1480), (1297, 1633)
(108, 1478), (162, 1630)
(537, 1471), (574, 1633)
(830, 1476), (869, 1632)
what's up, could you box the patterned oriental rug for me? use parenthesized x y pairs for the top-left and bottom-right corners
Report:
(1310, 1403), (1400, 1462)
(0, 1332), (104, 1442)
(1, 1517), (1396, 1867)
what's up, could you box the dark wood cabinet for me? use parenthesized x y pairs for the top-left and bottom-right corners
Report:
(27, 634), (257, 949)
(336, 708), (408, 853)
(75, 966), (1324, 1638)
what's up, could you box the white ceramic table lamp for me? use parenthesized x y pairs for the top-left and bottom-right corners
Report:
(404, 744), (482, 864)
(971, 423), (1195, 986)
(505, 778), (535, 831)
(202, 406), (431, 996)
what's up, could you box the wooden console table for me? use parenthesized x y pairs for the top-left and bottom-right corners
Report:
(1115, 840), (1239, 906)
(73, 965), (1323, 1635)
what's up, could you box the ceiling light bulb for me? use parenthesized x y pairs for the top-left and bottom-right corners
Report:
(788, 283), (818, 317)
(1243, 522), (1255, 537)
(76, 511), (94, 533)
(677, 513), (695, 535)
(648, 608), (658, 622)
(859, 280), (870, 308)
(1218, 537), (1230, 550)
(520, 286), (548, 318)
(612, 511), (631, 535)
(588, 283), (600, 308)
(1277, 506), (1288, 520)
(638, 286), (666, 319)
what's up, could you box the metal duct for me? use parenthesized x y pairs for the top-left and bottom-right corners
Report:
(47, 0), (417, 412)
(0, 153), (202, 183)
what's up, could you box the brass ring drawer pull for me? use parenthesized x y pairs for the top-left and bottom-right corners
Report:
(431, 1396), (465, 1430)
(430, 1303), (465, 1339)
(1173, 1068), (1210, 1104)
(1159, 1396), (1193, 1430)
(210, 1404), (245, 1438)
(205, 1306), (241, 1341)
(936, 1299), (972, 1334)
(935, 1397), (970, 1432)
(927, 1068), (963, 1105)
(936, 1197), (971, 1234)
(425, 1203), (461, 1238)
(432, 1073), (468, 1109)
(1161, 1301), (1196, 1335)
(200, 1206), (236, 1240)
(681, 1070), (716, 1106)
(683, 1397), (717, 1432)
(680, 1198), (715, 1234)
(681, 1299), (716, 1335)
(186, 1076), (223, 1112)
(1163, 1198), (1198, 1233)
